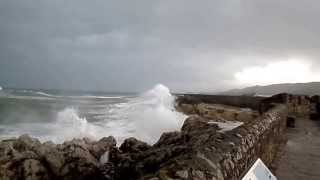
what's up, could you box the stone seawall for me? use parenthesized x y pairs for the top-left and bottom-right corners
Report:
(175, 94), (264, 110)
(221, 105), (288, 179)
(259, 93), (311, 116)
(140, 104), (288, 180)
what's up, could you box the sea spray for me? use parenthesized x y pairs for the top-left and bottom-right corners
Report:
(53, 84), (187, 144)
(124, 84), (186, 143)
(98, 84), (187, 144)
(0, 84), (187, 144)
(54, 108), (95, 141)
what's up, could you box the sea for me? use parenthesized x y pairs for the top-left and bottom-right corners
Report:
(0, 84), (186, 145)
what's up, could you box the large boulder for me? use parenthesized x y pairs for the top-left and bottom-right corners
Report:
(57, 139), (101, 179)
(0, 135), (117, 180)
(0, 135), (51, 180)
(181, 115), (219, 133)
(87, 136), (117, 159)
(119, 137), (151, 154)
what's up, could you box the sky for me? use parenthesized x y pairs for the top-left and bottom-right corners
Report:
(1, 0), (320, 93)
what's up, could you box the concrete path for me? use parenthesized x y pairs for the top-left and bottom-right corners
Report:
(275, 118), (320, 180)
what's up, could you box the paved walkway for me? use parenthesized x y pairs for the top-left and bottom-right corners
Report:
(275, 118), (320, 180)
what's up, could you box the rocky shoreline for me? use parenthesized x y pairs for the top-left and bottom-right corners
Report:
(1, 93), (319, 180)
(0, 115), (224, 180)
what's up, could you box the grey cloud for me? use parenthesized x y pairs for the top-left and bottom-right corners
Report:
(0, 0), (320, 92)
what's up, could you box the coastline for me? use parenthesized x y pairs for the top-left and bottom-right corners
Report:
(0, 93), (318, 179)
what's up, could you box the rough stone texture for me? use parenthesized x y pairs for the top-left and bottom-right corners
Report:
(97, 102), (288, 180)
(138, 105), (288, 180)
(179, 103), (259, 123)
(260, 93), (311, 116)
(0, 135), (116, 180)
(119, 138), (151, 154)
(310, 95), (320, 120)
(175, 94), (264, 110)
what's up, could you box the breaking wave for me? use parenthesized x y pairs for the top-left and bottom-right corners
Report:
(0, 84), (187, 144)
(35, 91), (56, 97)
(52, 84), (186, 144)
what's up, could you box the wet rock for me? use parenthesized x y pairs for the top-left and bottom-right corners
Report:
(154, 132), (184, 147)
(0, 135), (117, 180)
(120, 137), (151, 154)
(0, 135), (50, 180)
(22, 159), (50, 180)
(58, 139), (100, 179)
(181, 115), (219, 133)
(175, 170), (188, 179)
(88, 136), (117, 159)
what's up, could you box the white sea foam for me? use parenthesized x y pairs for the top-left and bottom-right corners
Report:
(55, 84), (186, 144)
(123, 84), (186, 143)
(77, 95), (124, 99)
(0, 84), (187, 144)
(35, 91), (56, 97)
(35, 91), (123, 99)
(0, 86), (2, 91)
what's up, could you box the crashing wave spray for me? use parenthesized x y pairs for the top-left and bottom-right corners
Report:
(55, 84), (186, 144)
(92, 84), (187, 144)
(0, 84), (187, 144)
(124, 84), (186, 143)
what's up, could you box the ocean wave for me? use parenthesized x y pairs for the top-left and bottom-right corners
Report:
(0, 84), (187, 144)
(74, 95), (125, 99)
(2, 87), (128, 101)
(60, 84), (187, 144)
(35, 91), (56, 97)
(35, 91), (124, 99)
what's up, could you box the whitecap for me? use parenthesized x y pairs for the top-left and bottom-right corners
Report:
(0, 84), (187, 145)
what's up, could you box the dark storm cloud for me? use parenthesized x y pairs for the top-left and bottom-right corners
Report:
(0, 0), (320, 92)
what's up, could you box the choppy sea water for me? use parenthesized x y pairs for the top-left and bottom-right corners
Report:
(0, 84), (186, 144)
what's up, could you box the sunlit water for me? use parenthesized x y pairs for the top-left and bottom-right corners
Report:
(0, 84), (186, 144)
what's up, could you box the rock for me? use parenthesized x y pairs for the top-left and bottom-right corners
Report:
(148, 178), (160, 180)
(175, 170), (189, 179)
(192, 170), (205, 179)
(100, 151), (110, 164)
(58, 139), (100, 179)
(22, 159), (50, 180)
(17, 134), (42, 151)
(88, 136), (117, 159)
(176, 103), (196, 114)
(0, 135), (50, 180)
(0, 135), (117, 180)
(154, 132), (184, 147)
(181, 115), (219, 133)
(120, 137), (151, 153)
(100, 162), (116, 180)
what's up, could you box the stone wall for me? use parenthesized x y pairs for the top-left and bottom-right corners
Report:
(260, 93), (311, 116)
(309, 95), (320, 120)
(141, 104), (288, 180)
(176, 94), (264, 110)
(176, 103), (259, 124)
